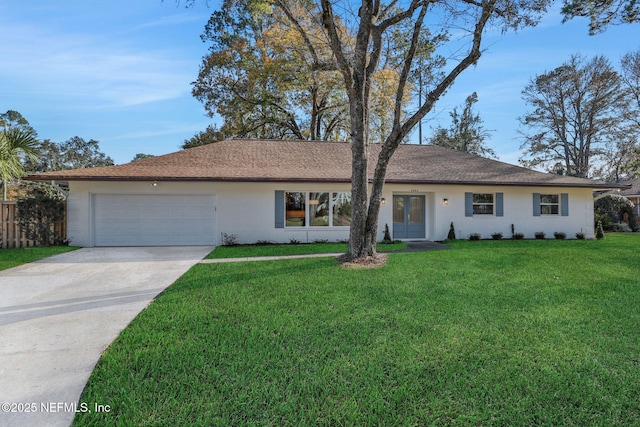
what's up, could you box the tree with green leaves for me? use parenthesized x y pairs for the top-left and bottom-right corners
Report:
(182, 124), (226, 149)
(24, 139), (64, 173)
(428, 92), (495, 158)
(191, 0), (443, 144)
(611, 49), (640, 180)
(131, 153), (155, 162)
(25, 136), (114, 172)
(622, 49), (640, 126)
(561, 0), (639, 34)
(0, 127), (39, 200)
(621, 49), (640, 151)
(519, 54), (633, 179)
(580, 49), (640, 181)
(192, 0), (349, 141)
(0, 110), (36, 134)
(58, 136), (114, 169)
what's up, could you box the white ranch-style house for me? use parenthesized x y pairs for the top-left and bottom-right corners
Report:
(27, 139), (625, 247)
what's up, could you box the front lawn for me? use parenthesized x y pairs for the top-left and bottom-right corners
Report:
(75, 235), (640, 426)
(0, 246), (77, 271)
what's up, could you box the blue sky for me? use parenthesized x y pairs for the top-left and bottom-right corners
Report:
(1, 1), (638, 166)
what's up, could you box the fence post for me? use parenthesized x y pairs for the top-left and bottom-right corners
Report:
(0, 203), (6, 249)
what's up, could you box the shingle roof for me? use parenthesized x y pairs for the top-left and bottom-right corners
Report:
(25, 139), (624, 189)
(619, 179), (640, 196)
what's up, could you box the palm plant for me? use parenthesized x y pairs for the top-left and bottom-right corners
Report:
(0, 127), (39, 200)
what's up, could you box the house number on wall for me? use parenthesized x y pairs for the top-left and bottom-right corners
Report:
(410, 189), (419, 193)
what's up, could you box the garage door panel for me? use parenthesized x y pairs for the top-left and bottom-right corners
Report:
(93, 194), (215, 246)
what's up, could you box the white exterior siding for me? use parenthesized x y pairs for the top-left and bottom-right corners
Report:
(420, 185), (594, 240)
(67, 181), (596, 247)
(217, 182), (355, 244)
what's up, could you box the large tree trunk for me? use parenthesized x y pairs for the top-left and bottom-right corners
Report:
(342, 1), (377, 259)
(348, 131), (373, 258)
(347, 82), (374, 258)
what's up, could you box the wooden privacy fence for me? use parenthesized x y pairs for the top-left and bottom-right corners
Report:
(0, 201), (67, 249)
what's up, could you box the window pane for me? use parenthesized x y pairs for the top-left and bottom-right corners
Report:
(473, 193), (493, 204)
(541, 194), (559, 204)
(472, 193), (493, 215)
(409, 196), (424, 224)
(285, 192), (306, 227)
(473, 204), (494, 215)
(332, 192), (351, 226)
(393, 196), (405, 223)
(540, 194), (559, 215)
(309, 192), (329, 226)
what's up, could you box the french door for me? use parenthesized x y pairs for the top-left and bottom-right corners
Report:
(392, 195), (426, 239)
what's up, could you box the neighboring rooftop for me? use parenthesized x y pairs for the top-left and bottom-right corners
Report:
(26, 139), (625, 189)
(619, 179), (640, 196)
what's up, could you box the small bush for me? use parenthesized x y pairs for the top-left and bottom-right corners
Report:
(553, 232), (566, 240)
(469, 233), (481, 241)
(610, 222), (632, 232)
(289, 238), (301, 245)
(534, 232), (546, 240)
(514, 232), (525, 240)
(491, 232), (503, 240)
(576, 232), (586, 240)
(313, 239), (329, 244)
(596, 220), (605, 239)
(222, 233), (238, 246)
(383, 224), (392, 243)
(447, 222), (456, 240)
(255, 240), (275, 245)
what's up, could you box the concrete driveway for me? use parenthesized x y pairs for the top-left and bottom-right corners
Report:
(0, 246), (213, 427)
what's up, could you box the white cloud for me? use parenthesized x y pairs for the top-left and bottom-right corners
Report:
(131, 13), (207, 31)
(0, 21), (193, 109)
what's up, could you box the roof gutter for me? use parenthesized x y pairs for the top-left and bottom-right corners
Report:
(24, 174), (631, 190)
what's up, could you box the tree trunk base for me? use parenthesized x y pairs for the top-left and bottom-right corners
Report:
(337, 253), (387, 268)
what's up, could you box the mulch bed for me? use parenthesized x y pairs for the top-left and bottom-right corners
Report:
(337, 253), (388, 269)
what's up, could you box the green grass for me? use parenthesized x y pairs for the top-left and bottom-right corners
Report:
(206, 241), (407, 259)
(0, 246), (78, 271)
(75, 235), (640, 426)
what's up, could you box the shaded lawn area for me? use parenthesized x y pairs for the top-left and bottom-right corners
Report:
(206, 241), (407, 259)
(0, 246), (78, 271)
(75, 235), (640, 426)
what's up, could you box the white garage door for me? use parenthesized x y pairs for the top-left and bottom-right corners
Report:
(93, 194), (216, 246)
